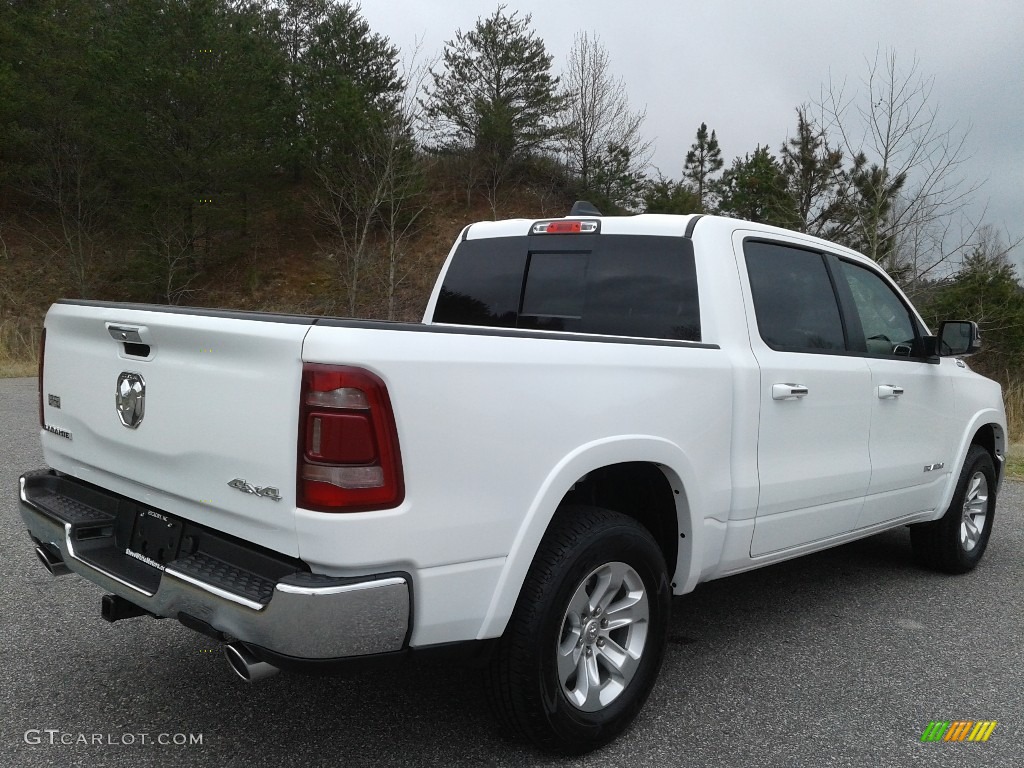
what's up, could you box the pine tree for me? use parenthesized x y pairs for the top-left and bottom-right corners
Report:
(840, 153), (908, 275)
(716, 146), (798, 228)
(421, 5), (566, 210)
(588, 143), (646, 213)
(424, 6), (565, 158)
(642, 175), (700, 215)
(275, 0), (402, 177)
(97, 0), (294, 300)
(682, 122), (723, 211)
(921, 228), (1024, 380)
(780, 107), (845, 237)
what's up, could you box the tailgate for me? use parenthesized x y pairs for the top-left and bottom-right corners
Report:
(39, 301), (313, 557)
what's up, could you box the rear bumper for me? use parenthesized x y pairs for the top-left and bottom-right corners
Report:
(19, 470), (411, 660)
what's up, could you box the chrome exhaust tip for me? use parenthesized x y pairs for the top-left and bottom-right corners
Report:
(35, 544), (71, 577)
(224, 642), (279, 683)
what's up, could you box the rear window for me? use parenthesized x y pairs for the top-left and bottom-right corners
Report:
(744, 240), (846, 352)
(433, 234), (700, 341)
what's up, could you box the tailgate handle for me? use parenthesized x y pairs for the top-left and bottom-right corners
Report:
(108, 325), (143, 343)
(107, 324), (151, 358)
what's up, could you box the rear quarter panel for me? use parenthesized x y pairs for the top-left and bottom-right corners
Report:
(298, 326), (734, 643)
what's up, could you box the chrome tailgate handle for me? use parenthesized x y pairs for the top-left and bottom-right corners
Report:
(107, 325), (144, 343)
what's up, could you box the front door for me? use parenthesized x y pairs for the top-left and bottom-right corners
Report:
(832, 259), (957, 526)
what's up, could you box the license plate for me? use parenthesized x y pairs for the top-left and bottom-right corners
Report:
(128, 508), (184, 567)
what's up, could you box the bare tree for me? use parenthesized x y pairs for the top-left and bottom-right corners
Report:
(561, 32), (651, 194)
(24, 119), (108, 296)
(378, 47), (433, 320)
(311, 156), (385, 316)
(142, 211), (202, 305)
(818, 49), (980, 282)
(956, 223), (1020, 272)
(311, 49), (431, 319)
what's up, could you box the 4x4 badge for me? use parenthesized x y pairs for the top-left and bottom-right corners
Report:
(116, 372), (146, 429)
(228, 478), (282, 501)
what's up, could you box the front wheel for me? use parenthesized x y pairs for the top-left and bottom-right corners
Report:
(487, 506), (671, 754)
(910, 445), (997, 574)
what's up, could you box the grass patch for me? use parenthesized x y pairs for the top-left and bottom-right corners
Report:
(1005, 379), (1023, 440)
(1, 317), (41, 378)
(1006, 444), (1024, 482)
(0, 360), (36, 378)
(1003, 379), (1022, 480)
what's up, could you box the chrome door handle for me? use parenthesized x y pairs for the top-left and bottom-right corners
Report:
(772, 383), (809, 400)
(877, 385), (905, 399)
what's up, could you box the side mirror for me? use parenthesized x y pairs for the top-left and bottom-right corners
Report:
(936, 320), (982, 357)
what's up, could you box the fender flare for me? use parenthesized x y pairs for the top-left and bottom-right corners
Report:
(935, 408), (1007, 517)
(476, 435), (705, 639)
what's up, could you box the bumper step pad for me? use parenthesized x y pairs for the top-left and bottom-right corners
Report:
(170, 552), (275, 606)
(20, 470), (302, 606)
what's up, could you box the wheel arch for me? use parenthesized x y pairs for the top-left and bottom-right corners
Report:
(970, 422), (1006, 485)
(477, 436), (703, 640)
(938, 410), (1007, 515)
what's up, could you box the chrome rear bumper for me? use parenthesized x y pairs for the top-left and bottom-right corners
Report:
(19, 471), (410, 660)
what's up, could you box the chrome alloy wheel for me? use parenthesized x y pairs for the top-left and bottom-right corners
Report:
(556, 561), (649, 712)
(960, 471), (990, 552)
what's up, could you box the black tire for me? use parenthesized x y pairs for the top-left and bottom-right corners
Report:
(910, 445), (997, 574)
(487, 505), (671, 754)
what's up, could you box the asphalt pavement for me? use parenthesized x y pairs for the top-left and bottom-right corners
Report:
(1, 376), (1020, 768)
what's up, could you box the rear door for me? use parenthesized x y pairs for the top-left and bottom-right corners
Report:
(736, 236), (872, 556)
(40, 302), (312, 556)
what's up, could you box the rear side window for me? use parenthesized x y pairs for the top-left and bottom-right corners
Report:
(744, 240), (846, 352)
(434, 234), (701, 341)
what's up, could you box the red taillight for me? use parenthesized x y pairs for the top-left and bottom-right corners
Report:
(38, 328), (46, 428)
(297, 364), (404, 512)
(305, 412), (376, 464)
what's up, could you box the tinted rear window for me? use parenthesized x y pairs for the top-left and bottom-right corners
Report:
(433, 234), (700, 341)
(744, 240), (845, 351)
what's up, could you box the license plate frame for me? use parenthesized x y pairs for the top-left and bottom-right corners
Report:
(128, 508), (184, 568)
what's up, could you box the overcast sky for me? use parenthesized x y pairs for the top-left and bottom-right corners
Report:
(355, 0), (1023, 270)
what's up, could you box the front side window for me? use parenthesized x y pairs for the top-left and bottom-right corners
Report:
(837, 260), (919, 356)
(744, 241), (846, 352)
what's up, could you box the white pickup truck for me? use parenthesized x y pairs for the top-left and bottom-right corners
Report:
(20, 209), (1006, 753)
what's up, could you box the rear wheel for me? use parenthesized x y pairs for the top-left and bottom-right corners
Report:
(910, 445), (996, 573)
(487, 506), (671, 754)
